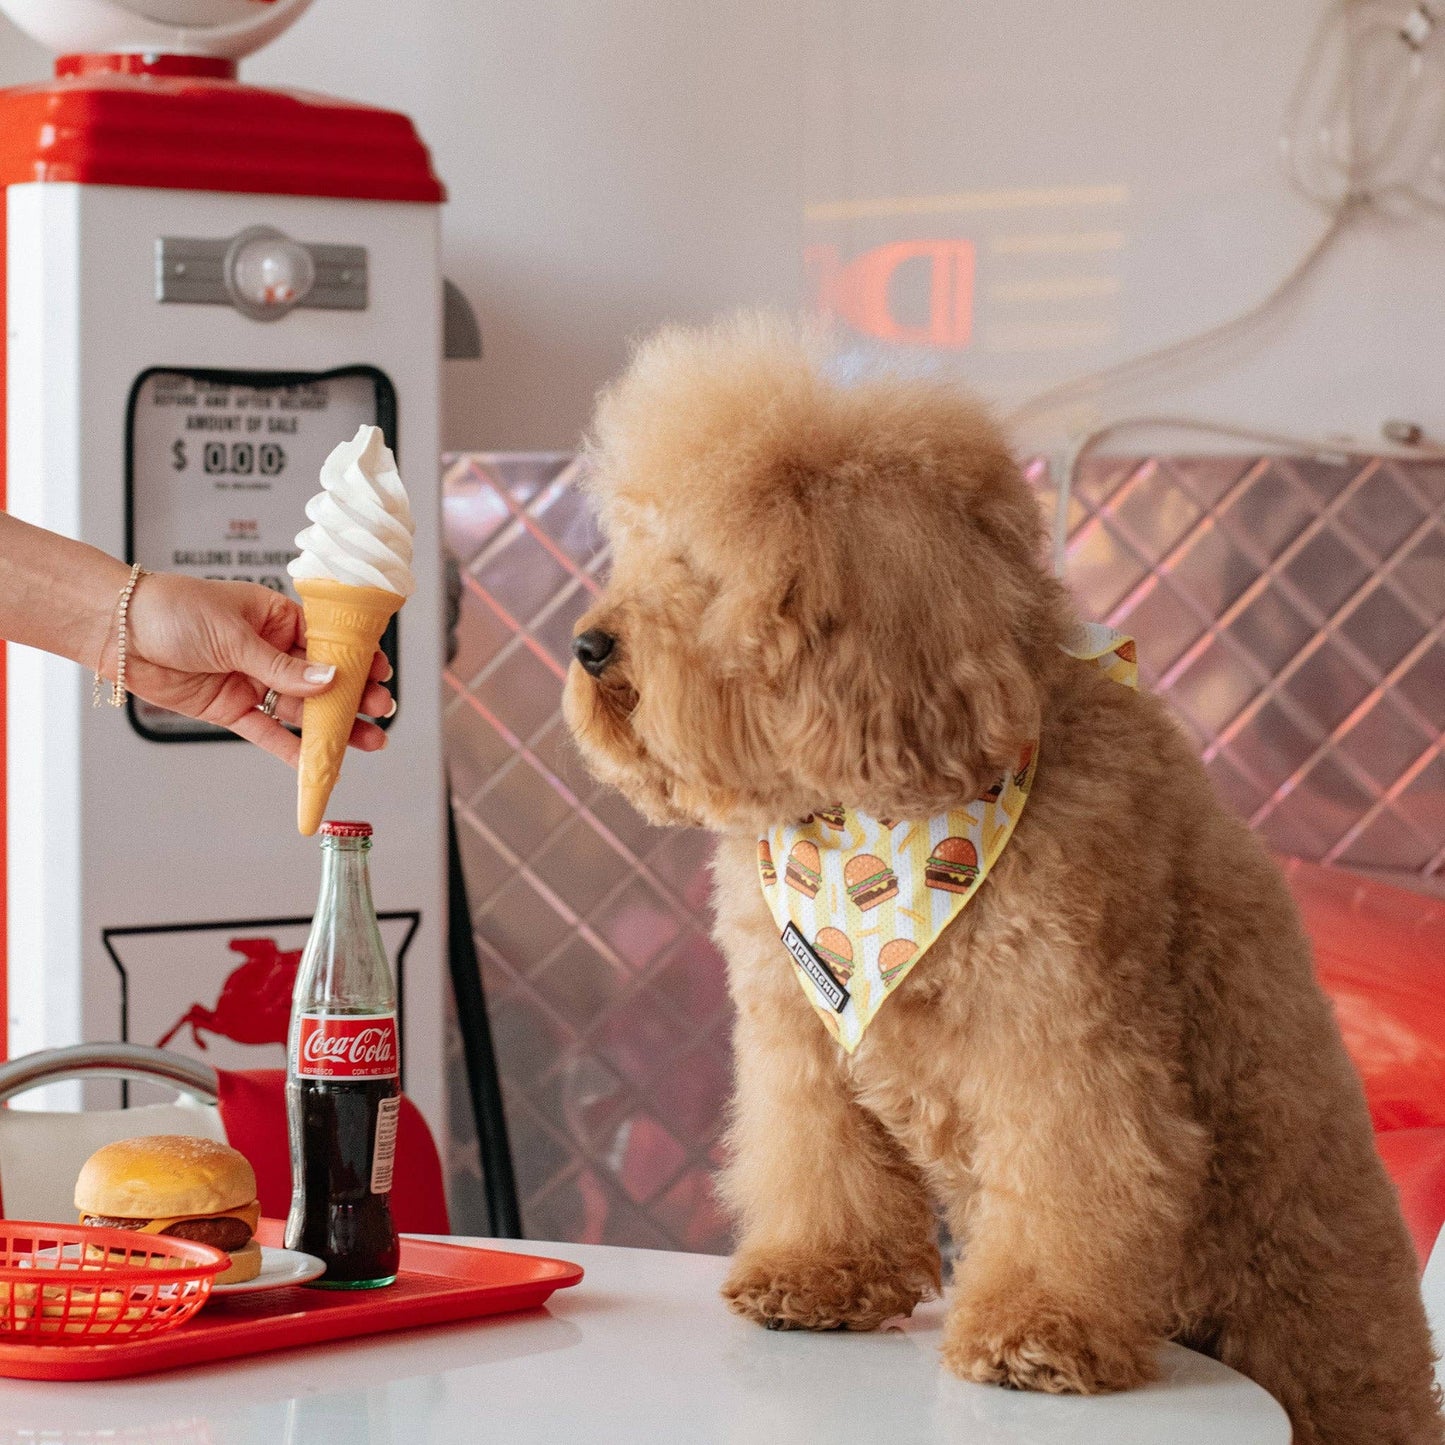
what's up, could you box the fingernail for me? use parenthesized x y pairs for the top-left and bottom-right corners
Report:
(384, 698), (398, 719)
(304, 664), (336, 684)
(383, 661), (395, 682)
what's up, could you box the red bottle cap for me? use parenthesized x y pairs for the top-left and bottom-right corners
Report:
(320, 821), (373, 838)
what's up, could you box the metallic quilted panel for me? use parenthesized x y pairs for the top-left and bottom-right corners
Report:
(441, 455), (731, 1249)
(1032, 455), (1444, 879)
(443, 451), (1445, 1248)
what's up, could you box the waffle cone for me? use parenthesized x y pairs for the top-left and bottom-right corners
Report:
(294, 577), (404, 836)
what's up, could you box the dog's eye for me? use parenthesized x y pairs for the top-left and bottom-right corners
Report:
(668, 551), (710, 581)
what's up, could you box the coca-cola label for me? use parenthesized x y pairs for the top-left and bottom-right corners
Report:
(294, 1013), (399, 1080)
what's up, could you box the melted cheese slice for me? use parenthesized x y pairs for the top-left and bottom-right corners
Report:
(80, 1200), (261, 1237)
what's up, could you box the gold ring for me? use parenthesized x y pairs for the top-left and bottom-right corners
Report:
(258, 688), (281, 719)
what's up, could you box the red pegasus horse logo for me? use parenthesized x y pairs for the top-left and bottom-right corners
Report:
(157, 937), (302, 1051)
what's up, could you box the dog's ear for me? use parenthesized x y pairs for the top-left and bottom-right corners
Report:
(716, 394), (1069, 816)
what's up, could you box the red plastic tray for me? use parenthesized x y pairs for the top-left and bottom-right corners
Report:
(0, 1220), (582, 1381)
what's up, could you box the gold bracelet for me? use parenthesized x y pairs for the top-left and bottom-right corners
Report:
(92, 563), (147, 709)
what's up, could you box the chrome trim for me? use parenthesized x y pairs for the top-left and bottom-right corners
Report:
(156, 233), (367, 315)
(0, 1044), (219, 1105)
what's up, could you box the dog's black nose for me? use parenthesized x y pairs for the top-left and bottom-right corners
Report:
(572, 629), (616, 676)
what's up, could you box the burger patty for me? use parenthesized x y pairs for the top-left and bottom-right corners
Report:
(81, 1214), (254, 1251)
(848, 877), (897, 908)
(925, 863), (977, 889)
(160, 1217), (255, 1251)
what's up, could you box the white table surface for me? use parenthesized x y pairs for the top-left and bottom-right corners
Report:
(0, 1238), (1292, 1444)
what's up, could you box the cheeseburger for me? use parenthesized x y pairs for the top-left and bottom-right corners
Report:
(813, 926), (854, 985)
(878, 937), (918, 985)
(76, 1136), (262, 1285)
(844, 853), (898, 911)
(785, 840), (822, 899)
(925, 836), (979, 894)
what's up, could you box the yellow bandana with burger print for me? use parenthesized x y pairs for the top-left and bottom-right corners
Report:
(758, 623), (1137, 1052)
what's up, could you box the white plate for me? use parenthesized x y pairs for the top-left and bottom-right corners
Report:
(211, 1246), (326, 1295)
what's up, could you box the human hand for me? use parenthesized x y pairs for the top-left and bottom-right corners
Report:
(116, 573), (394, 767)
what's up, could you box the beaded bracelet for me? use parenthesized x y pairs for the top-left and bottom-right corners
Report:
(92, 563), (147, 709)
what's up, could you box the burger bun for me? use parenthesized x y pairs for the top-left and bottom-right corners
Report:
(75, 1136), (256, 1219)
(215, 1239), (263, 1286)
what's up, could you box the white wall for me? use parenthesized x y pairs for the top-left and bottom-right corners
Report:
(3, 1), (1444, 455)
(0, 2), (806, 452)
(803, 0), (1445, 455)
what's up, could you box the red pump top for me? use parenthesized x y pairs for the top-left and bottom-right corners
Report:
(56, 53), (240, 81)
(0, 56), (445, 203)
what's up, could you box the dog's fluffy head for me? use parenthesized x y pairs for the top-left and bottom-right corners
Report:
(563, 313), (1071, 830)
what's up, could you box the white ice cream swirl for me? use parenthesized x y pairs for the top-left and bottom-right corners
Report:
(288, 425), (416, 596)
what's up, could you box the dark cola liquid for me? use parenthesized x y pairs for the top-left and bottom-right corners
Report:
(285, 1076), (400, 1287)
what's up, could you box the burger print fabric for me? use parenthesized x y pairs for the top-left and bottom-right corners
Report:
(925, 836), (979, 892)
(1069, 619), (1138, 689)
(759, 623), (1137, 1051)
(785, 840), (822, 897)
(763, 781), (1032, 1051)
(845, 855), (898, 910)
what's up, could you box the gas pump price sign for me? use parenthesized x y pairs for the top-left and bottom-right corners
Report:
(126, 364), (399, 741)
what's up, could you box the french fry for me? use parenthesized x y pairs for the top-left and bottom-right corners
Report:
(38, 1283), (148, 1333)
(0, 1280), (37, 1325)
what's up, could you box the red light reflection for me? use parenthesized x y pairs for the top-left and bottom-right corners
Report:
(807, 239), (975, 348)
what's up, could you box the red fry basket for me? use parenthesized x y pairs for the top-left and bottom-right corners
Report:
(0, 1222), (226, 1342)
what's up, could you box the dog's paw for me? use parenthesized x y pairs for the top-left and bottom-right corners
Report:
(942, 1287), (1157, 1394)
(723, 1246), (940, 1332)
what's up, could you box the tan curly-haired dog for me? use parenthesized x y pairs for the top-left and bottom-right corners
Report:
(563, 314), (1443, 1444)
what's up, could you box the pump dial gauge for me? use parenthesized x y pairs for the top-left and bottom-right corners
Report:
(225, 228), (317, 321)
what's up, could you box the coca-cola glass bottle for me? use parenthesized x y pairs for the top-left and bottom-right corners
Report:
(286, 820), (401, 1288)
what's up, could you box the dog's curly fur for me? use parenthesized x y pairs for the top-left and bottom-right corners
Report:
(563, 313), (1444, 1443)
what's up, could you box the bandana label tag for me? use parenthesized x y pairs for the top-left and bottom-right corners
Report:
(782, 922), (850, 1012)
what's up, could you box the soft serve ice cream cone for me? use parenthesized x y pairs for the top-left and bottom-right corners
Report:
(288, 425), (415, 835)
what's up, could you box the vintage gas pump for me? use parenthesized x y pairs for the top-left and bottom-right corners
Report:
(0, 0), (449, 1145)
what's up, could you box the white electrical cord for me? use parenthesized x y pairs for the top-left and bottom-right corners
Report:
(1283, 0), (1445, 214)
(1007, 202), (1360, 436)
(1007, 0), (1445, 575)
